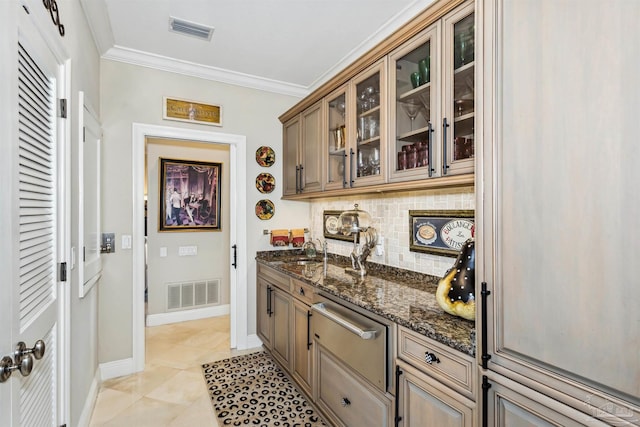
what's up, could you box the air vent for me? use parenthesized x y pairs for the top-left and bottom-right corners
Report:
(169, 17), (214, 41)
(167, 279), (221, 311)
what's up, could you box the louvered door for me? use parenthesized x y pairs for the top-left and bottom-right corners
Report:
(0, 7), (64, 426)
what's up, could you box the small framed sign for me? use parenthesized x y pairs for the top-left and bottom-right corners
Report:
(323, 210), (355, 242)
(409, 210), (474, 256)
(163, 96), (222, 127)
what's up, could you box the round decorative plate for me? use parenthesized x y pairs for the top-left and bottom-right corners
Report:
(255, 199), (275, 220)
(416, 223), (437, 245)
(256, 146), (275, 167)
(255, 173), (276, 194)
(325, 216), (339, 235)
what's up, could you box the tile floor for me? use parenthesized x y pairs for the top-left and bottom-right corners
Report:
(89, 315), (259, 426)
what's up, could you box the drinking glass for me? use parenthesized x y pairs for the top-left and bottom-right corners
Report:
(401, 101), (420, 131)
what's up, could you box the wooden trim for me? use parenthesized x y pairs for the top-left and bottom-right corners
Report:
(279, 0), (469, 123)
(281, 173), (474, 200)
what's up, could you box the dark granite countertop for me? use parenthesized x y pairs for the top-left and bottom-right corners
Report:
(256, 250), (476, 357)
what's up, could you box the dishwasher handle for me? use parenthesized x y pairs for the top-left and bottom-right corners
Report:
(311, 303), (378, 340)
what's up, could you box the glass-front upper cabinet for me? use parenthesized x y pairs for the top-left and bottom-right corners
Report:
(443, 3), (474, 176)
(325, 86), (348, 190)
(389, 0), (474, 182)
(348, 59), (387, 187)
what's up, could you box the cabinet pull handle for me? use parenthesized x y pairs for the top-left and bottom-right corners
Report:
(482, 376), (492, 427)
(424, 351), (440, 364)
(342, 152), (348, 188)
(267, 285), (272, 317)
(299, 164), (304, 192)
(306, 311), (312, 350)
(427, 121), (434, 177)
(349, 148), (355, 187)
(481, 282), (492, 369)
(295, 165), (300, 193)
(394, 365), (403, 427)
(340, 397), (351, 407)
(231, 244), (237, 269)
(442, 118), (450, 175)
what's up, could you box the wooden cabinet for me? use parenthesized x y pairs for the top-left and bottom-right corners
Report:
(282, 101), (323, 195)
(256, 264), (291, 367)
(479, 0), (640, 425)
(316, 343), (393, 427)
(396, 327), (475, 427)
(279, 0), (475, 200)
(396, 360), (474, 427)
(389, 0), (474, 183)
(291, 278), (314, 395)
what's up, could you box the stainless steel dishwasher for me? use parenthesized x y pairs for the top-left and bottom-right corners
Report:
(311, 291), (393, 393)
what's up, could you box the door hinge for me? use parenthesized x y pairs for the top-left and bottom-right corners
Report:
(58, 98), (67, 118)
(83, 126), (86, 142)
(58, 262), (67, 282)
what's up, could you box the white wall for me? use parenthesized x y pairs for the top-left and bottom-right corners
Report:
(309, 186), (475, 278)
(99, 60), (308, 363)
(146, 139), (230, 315)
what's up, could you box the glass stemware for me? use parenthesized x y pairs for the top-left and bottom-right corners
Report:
(400, 101), (420, 131)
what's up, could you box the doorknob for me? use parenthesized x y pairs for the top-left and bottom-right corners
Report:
(0, 340), (46, 383)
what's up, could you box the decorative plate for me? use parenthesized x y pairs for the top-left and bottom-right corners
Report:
(255, 199), (275, 220)
(416, 223), (437, 245)
(255, 146), (275, 167)
(255, 173), (275, 194)
(325, 216), (339, 235)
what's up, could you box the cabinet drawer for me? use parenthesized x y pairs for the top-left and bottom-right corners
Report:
(291, 278), (314, 305)
(316, 345), (392, 427)
(397, 326), (475, 400)
(257, 263), (290, 292)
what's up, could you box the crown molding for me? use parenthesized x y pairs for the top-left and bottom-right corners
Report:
(80, 0), (115, 55)
(103, 46), (310, 98)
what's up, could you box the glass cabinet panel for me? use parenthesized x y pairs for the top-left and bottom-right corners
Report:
(445, 7), (475, 174)
(352, 66), (383, 183)
(391, 28), (437, 180)
(326, 88), (347, 189)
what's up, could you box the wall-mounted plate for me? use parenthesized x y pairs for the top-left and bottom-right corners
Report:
(256, 173), (275, 194)
(256, 146), (275, 167)
(255, 199), (275, 220)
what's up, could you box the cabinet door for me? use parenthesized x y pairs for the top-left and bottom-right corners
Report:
(300, 101), (323, 193)
(348, 59), (387, 187)
(480, 0), (640, 423)
(325, 86), (348, 190)
(256, 277), (272, 349)
(442, 2), (474, 176)
(484, 373), (611, 427)
(271, 287), (291, 367)
(389, 24), (440, 182)
(396, 361), (474, 427)
(292, 299), (312, 396)
(282, 116), (300, 195)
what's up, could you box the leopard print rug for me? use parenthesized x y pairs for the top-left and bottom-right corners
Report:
(202, 351), (329, 426)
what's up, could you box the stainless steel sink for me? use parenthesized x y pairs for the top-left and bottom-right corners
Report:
(294, 259), (321, 266)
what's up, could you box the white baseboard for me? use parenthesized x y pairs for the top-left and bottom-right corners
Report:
(242, 334), (263, 350)
(76, 369), (101, 427)
(146, 304), (230, 327)
(99, 357), (136, 381)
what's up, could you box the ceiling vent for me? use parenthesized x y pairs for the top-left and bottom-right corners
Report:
(169, 17), (214, 41)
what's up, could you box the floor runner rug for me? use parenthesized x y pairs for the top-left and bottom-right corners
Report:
(202, 351), (329, 426)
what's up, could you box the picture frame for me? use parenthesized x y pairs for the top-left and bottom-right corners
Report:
(323, 210), (355, 242)
(159, 158), (222, 232)
(163, 96), (222, 127)
(409, 210), (474, 256)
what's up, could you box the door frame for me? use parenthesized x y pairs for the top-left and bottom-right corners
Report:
(131, 123), (247, 371)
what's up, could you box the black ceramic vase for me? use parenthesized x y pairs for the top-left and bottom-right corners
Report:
(435, 238), (475, 320)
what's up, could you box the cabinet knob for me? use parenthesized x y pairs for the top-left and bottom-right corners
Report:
(340, 397), (351, 407)
(425, 351), (440, 364)
(299, 287), (305, 295)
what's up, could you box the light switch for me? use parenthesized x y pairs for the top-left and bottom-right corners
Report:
(160, 247), (167, 257)
(122, 235), (132, 249)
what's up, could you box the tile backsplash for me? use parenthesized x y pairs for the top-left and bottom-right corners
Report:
(309, 186), (474, 278)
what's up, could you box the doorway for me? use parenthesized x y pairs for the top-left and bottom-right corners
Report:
(132, 123), (248, 373)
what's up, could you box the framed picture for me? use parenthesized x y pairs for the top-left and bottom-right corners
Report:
(159, 158), (222, 232)
(163, 96), (222, 127)
(409, 210), (474, 256)
(323, 210), (355, 242)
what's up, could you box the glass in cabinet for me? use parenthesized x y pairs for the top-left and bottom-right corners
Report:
(389, 0), (474, 182)
(348, 59), (386, 187)
(325, 86), (348, 190)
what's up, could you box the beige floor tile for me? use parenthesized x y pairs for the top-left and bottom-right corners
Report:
(96, 397), (186, 427)
(145, 370), (206, 406)
(89, 388), (142, 425)
(107, 363), (182, 396)
(168, 394), (219, 427)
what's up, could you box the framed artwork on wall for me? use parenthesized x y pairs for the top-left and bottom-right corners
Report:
(409, 210), (474, 256)
(163, 96), (222, 127)
(323, 210), (355, 242)
(159, 158), (222, 231)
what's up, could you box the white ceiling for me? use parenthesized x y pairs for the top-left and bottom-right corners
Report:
(81, 0), (434, 96)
